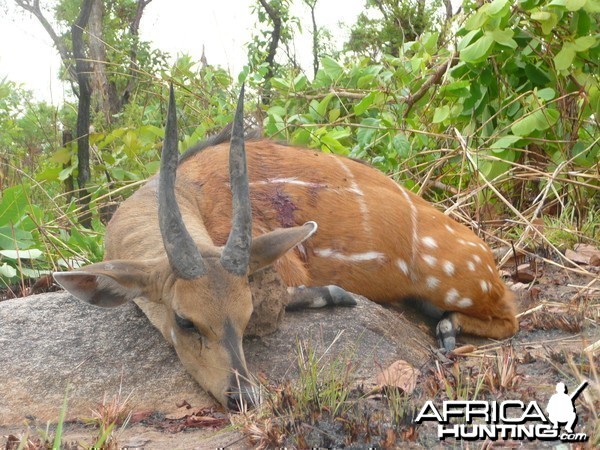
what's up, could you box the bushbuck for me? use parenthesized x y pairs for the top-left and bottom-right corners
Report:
(54, 86), (518, 410)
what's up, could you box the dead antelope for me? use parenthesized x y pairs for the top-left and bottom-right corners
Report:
(54, 86), (518, 410)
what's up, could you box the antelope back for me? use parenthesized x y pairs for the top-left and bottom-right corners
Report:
(177, 138), (518, 343)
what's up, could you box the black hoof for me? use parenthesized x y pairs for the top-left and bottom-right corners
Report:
(436, 315), (457, 352)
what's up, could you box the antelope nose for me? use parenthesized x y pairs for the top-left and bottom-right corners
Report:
(226, 388), (256, 412)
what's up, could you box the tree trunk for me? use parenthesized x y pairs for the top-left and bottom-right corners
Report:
(257, 0), (282, 104)
(72, 0), (95, 229)
(62, 131), (74, 201)
(88, 0), (120, 122)
(122, 0), (153, 106)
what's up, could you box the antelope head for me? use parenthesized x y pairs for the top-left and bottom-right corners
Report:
(53, 85), (317, 410)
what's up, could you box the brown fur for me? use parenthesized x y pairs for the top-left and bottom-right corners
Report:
(152, 140), (516, 340)
(57, 138), (518, 408)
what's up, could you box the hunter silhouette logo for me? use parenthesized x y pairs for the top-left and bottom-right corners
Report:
(546, 381), (588, 434)
(414, 380), (589, 442)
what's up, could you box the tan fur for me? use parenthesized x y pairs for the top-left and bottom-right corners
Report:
(58, 138), (518, 407)
(141, 139), (516, 340)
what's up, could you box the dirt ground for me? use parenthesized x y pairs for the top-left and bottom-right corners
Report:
(1, 258), (598, 449)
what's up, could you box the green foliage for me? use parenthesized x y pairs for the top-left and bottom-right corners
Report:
(0, 0), (598, 286)
(345, 0), (446, 58)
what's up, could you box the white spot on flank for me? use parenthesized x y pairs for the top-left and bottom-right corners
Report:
(396, 259), (409, 276)
(423, 255), (437, 267)
(443, 261), (455, 276)
(467, 261), (476, 271)
(426, 276), (440, 290)
(487, 264), (495, 274)
(479, 243), (487, 251)
(473, 255), (482, 264)
(257, 177), (327, 188)
(445, 224), (455, 234)
(315, 248), (385, 263)
(457, 238), (466, 245)
(445, 288), (459, 305)
(480, 280), (490, 293)
(458, 298), (473, 308)
(422, 236), (438, 249)
(467, 241), (478, 247)
(170, 328), (177, 345)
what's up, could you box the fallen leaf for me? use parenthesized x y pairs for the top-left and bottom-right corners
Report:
(514, 269), (536, 283)
(529, 286), (541, 301)
(452, 344), (476, 355)
(374, 360), (420, 394)
(566, 244), (600, 265)
(574, 243), (600, 256)
(129, 409), (153, 423)
(566, 249), (591, 265)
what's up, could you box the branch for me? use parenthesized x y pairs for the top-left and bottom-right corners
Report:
(403, 54), (458, 117)
(121, 0), (153, 105)
(257, 0), (282, 80)
(14, 0), (77, 80)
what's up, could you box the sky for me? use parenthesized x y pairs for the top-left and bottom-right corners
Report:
(0, 0), (364, 103)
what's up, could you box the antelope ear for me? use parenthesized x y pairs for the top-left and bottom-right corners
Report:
(249, 222), (317, 274)
(53, 260), (161, 307)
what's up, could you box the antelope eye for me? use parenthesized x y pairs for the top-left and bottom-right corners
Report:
(174, 314), (195, 330)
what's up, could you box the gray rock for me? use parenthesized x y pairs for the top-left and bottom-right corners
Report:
(0, 289), (432, 425)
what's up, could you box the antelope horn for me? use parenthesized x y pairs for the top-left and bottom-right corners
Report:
(158, 84), (206, 279)
(221, 85), (252, 275)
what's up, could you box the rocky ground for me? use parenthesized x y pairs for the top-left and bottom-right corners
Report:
(1, 256), (598, 449)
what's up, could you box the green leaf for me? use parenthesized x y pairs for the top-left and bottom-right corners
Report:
(491, 29), (517, 49)
(490, 135), (521, 152)
(458, 30), (481, 51)
(554, 43), (576, 70)
(511, 109), (560, 136)
(0, 263), (17, 279)
(271, 77), (289, 91)
(58, 165), (75, 181)
(357, 74), (375, 89)
(315, 93), (334, 119)
(531, 11), (551, 21)
(0, 249), (42, 259)
(465, 10), (489, 30)
(433, 105), (450, 123)
(356, 118), (380, 147)
(460, 34), (495, 63)
(488, 0), (510, 16)
(392, 134), (411, 158)
(293, 74), (308, 91)
(320, 133), (348, 154)
(536, 88), (556, 100)
(49, 148), (72, 164)
(531, 11), (559, 34)
(354, 92), (376, 116)
(574, 36), (597, 51)
(0, 226), (33, 250)
(565, 0), (587, 11)
(329, 108), (341, 122)
(511, 113), (539, 136)
(321, 56), (344, 80)
(440, 80), (471, 98)
(524, 64), (551, 86)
